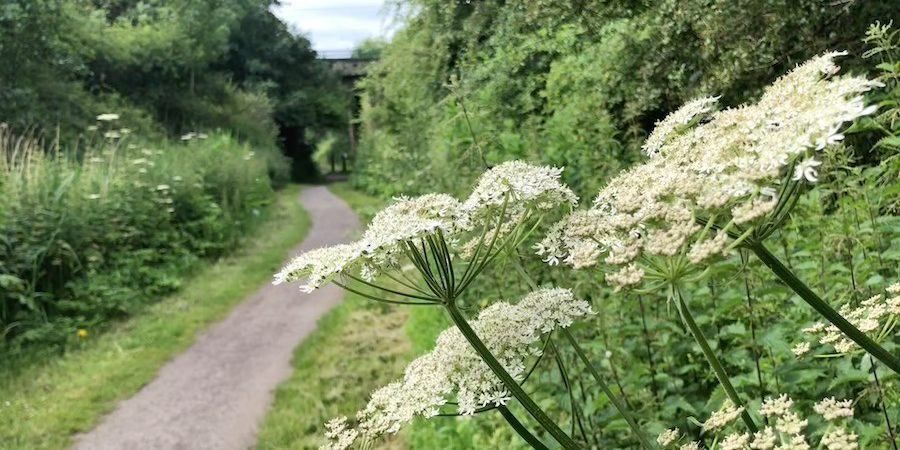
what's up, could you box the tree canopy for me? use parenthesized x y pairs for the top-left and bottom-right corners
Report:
(0, 0), (347, 179)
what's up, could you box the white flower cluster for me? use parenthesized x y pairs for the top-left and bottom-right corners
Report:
(797, 282), (900, 354)
(276, 162), (575, 292)
(274, 194), (464, 291)
(321, 417), (358, 450)
(361, 193), (464, 271)
(319, 288), (592, 450)
(702, 401), (745, 431)
(657, 428), (681, 446)
(659, 394), (858, 450)
(536, 52), (881, 289)
(462, 160), (578, 228)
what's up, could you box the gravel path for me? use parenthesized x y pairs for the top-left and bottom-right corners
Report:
(74, 186), (359, 450)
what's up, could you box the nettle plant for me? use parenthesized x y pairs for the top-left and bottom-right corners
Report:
(277, 53), (895, 450)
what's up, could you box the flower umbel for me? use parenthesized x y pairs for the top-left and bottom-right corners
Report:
(320, 288), (592, 449)
(538, 52), (882, 289)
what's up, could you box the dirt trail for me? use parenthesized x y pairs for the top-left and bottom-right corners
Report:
(74, 186), (359, 450)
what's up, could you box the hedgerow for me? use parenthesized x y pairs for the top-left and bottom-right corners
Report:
(0, 123), (282, 351)
(332, 2), (900, 449)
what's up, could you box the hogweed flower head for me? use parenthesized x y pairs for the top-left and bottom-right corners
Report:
(275, 194), (463, 291)
(320, 288), (592, 449)
(703, 400), (745, 431)
(538, 52), (882, 290)
(277, 161), (576, 293)
(663, 393), (858, 450)
(360, 193), (464, 274)
(274, 243), (364, 292)
(643, 96), (719, 158)
(821, 428), (858, 450)
(720, 433), (751, 450)
(321, 417), (359, 450)
(797, 282), (900, 355)
(814, 397), (854, 421)
(657, 428), (681, 446)
(462, 160), (577, 232)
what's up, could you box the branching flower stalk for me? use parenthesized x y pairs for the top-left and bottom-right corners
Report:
(497, 406), (550, 450)
(739, 250), (767, 406)
(561, 328), (657, 449)
(637, 294), (662, 401)
(747, 239), (900, 373)
(400, 206), (583, 449)
(277, 162), (607, 449)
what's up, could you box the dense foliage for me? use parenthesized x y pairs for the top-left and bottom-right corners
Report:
(353, 0), (896, 198)
(0, 127), (281, 351)
(0, 0), (346, 176)
(344, 2), (900, 449)
(0, 0), (349, 353)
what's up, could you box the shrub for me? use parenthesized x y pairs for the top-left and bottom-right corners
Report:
(0, 125), (276, 350)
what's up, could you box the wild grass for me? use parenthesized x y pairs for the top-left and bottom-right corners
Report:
(257, 294), (411, 450)
(0, 125), (287, 351)
(0, 185), (310, 450)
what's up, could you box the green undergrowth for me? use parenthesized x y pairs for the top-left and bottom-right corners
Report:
(0, 185), (310, 450)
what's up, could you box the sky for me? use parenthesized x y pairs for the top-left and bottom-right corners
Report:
(271, 0), (395, 58)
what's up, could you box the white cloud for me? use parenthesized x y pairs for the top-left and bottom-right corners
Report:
(272, 0), (394, 55)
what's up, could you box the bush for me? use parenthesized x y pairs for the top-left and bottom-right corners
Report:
(0, 125), (277, 350)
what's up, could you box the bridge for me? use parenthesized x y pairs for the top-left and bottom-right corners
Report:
(320, 58), (375, 82)
(319, 55), (376, 85)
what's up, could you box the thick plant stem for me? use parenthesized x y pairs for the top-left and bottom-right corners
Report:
(748, 241), (900, 374)
(562, 329), (656, 449)
(498, 406), (551, 450)
(444, 302), (581, 450)
(675, 289), (758, 433)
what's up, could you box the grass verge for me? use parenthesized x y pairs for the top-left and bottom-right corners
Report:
(0, 185), (311, 450)
(258, 182), (523, 450)
(258, 182), (412, 449)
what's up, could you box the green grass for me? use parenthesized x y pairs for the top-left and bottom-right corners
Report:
(326, 181), (384, 222)
(258, 182), (525, 450)
(258, 182), (414, 449)
(0, 185), (311, 450)
(256, 292), (411, 449)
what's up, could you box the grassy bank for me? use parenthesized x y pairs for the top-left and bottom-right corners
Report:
(258, 183), (413, 449)
(0, 185), (310, 450)
(259, 183), (527, 450)
(0, 129), (288, 351)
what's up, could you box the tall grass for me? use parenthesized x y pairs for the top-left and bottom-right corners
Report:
(0, 124), (286, 351)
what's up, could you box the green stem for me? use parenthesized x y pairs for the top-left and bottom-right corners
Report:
(498, 406), (551, 450)
(674, 288), (758, 433)
(748, 241), (900, 374)
(444, 302), (581, 450)
(562, 329), (656, 449)
(344, 273), (440, 302)
(510, 250), (539, 290)
(332, 281), (435, 306)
